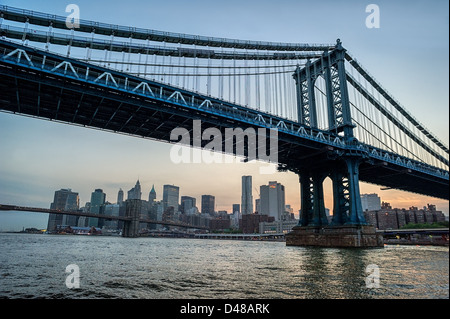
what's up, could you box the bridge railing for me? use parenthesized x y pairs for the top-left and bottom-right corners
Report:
(350, 142), (449, 179)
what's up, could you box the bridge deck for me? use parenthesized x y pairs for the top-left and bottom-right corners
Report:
(0, 204), (209, 230)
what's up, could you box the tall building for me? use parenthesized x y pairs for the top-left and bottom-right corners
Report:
(231, 204), (241, 229)
(201, 195), (215, 215)
(163, 184), (180, 212)
(181, 196), (197, 214)
(128, 180), (142, 200)
(148, 184), (156, 203)
(260, 181), (286, 221)
(361, 193), (381, 211)
(241, 175), (253, 215)
(255, 198), (261, 213)
(47, 188), (80, 231)
(88, 188), (106, 227)
(117, 188), (124, 205)
(103, 203), (120, 230)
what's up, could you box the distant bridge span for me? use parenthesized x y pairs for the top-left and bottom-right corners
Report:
(0, 204), (209, 233)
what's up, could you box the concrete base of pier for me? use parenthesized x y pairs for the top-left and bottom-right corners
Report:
(286, 225), (384, 248)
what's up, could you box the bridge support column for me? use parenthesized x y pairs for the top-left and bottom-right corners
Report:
(287, 158), (380, 247)
(310, 171), (328, 227)
(122, 199), (141, 237)
(297, 170), (328, 227)
(330, 168), (349, 225)
(298, 172), (313, 226)
(344, 157), (367, 225)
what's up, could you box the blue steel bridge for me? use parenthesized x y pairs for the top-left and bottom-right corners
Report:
(0, 6), (448, 236)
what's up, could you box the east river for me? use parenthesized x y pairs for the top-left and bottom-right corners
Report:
(0, 233), (448, 299)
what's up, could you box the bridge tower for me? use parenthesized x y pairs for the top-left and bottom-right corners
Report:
(288, 40), (379, 247)
(122, 199), (141, 238)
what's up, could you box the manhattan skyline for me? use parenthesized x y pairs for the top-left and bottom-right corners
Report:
(0, 0), (448, 231)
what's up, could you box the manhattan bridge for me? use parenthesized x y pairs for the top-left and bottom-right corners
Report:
(0, 5), (448, 239)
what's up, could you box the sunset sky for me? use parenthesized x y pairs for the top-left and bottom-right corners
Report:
(0, 0), (448, 231)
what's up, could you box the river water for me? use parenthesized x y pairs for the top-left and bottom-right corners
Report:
(0, 233), (448, 299)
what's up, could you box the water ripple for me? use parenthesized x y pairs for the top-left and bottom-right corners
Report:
(0, 233), (448, 299)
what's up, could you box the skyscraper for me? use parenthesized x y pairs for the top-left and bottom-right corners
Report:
(201, 195), (215, 215)
(260, 181), (285, 221)
(47, 188), (79, 231)
(117, 188), (124, 205)
(148, 184), (156, 203)
(241, 175), (253, 215)
(163, 184), (180, 212)
(88, 188), (106, 227)
(103, 203), (120, 230)
(231, 204), (241, 229)
(181, 196), (197, 214)
(127, 180), (142, 200)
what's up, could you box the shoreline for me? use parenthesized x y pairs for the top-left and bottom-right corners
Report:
(2, 231), (449, 246)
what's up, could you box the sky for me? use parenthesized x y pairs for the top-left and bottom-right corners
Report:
(0, 0), (448, 231)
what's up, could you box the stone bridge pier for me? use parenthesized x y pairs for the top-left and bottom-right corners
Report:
(122, 199), (141, 238)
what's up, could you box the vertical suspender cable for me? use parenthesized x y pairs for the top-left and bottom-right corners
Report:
(144, 38), (150, 80)
(255, 51), (260, 110)
(219, 48), (224, 99)
(127, 34), (133, 72)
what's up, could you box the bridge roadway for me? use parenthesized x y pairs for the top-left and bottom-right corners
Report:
(0, 39), (447, 200)
(0, 204), (209, 231)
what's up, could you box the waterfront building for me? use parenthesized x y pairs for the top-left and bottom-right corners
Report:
(209, 216), (231, 231)
(163, 185), (180, 212)
(361, 193), (381, 211)
(397, 210), (407, 228)
(363, 202), (446, 230)
(377, 210), (399, 230)
(364, 210), (378, 227)
(47, 188), (80, 231)
(241, 176), (253, 215)
(259, 220), (298, 234)
(201, 195), (215, 216)
(240, 213), (274, 234)
(260, 181), (286, 221)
